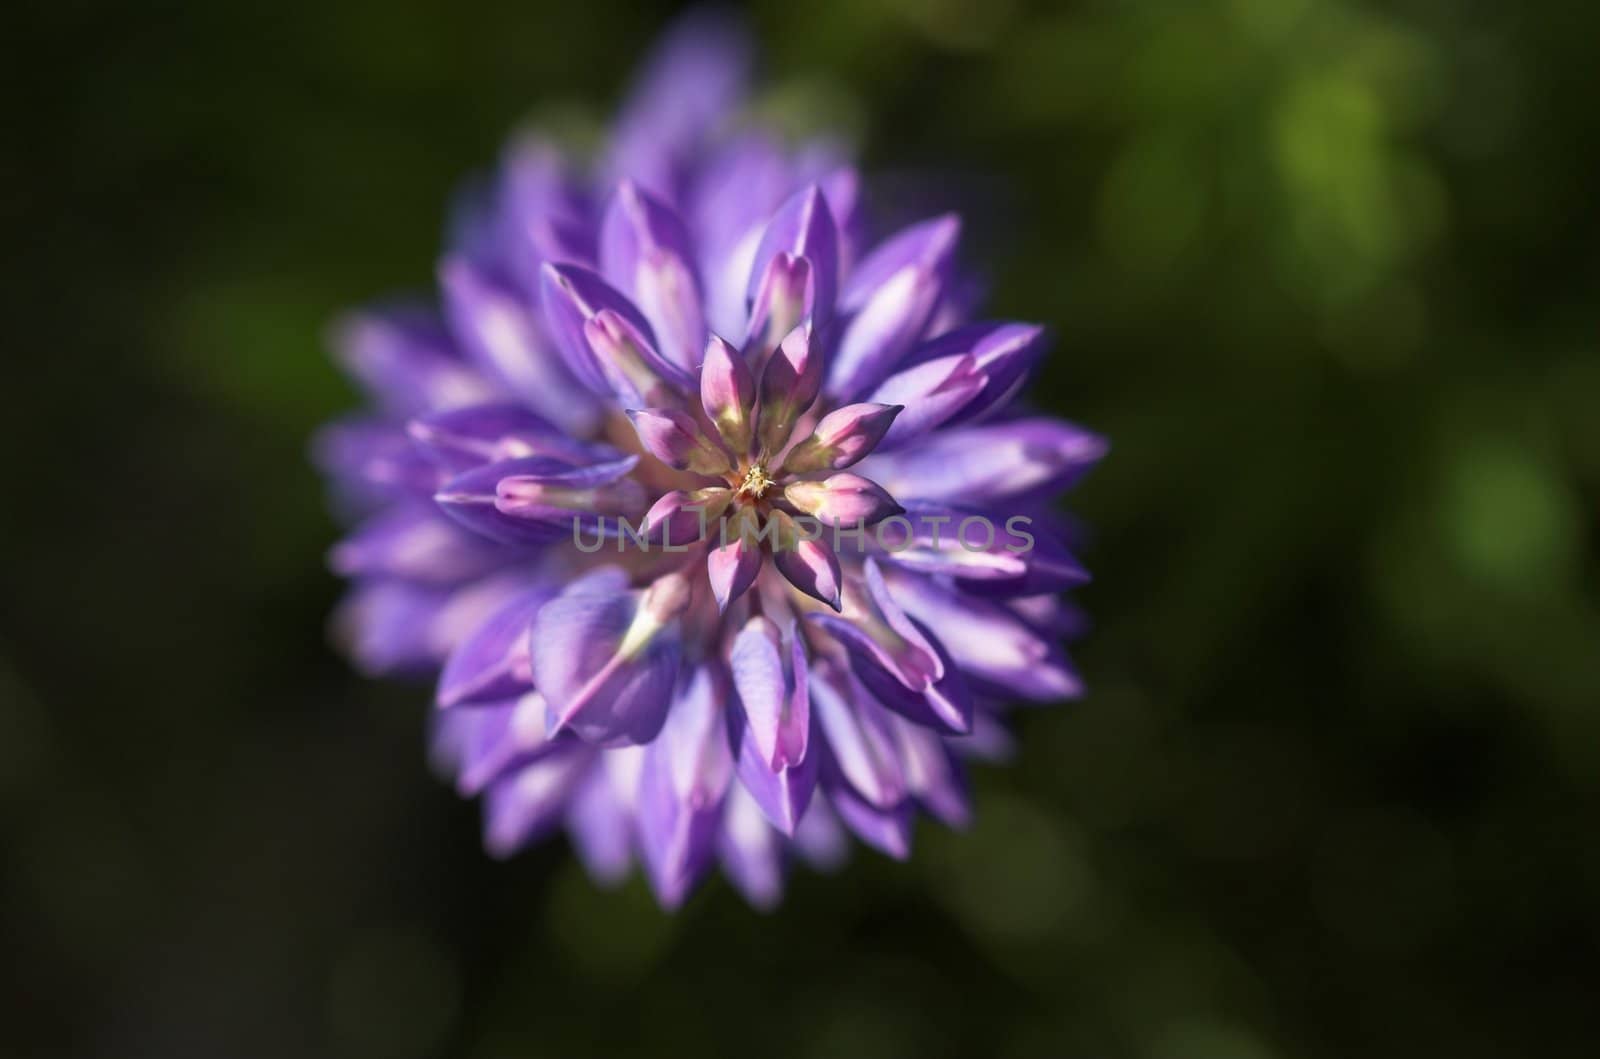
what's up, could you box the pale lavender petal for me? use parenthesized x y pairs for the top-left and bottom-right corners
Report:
(899, 322), (1048, 426)
(890, 718), (973, 827)
(717, 783), (785, 911)
(483, 746), (595, 857)
(856, 418), (1108, 503)
(408, 402), (607, 473)
(439, 257), (597, 435)
(330, 306), (494, 417)
(330, 505), (506, 585)
(436, 587), (554, 707)
(454, 693), (565, 795)
(828, 215), (962, 399)
(564, 758), (634, 885)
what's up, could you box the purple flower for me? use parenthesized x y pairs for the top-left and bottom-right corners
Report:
(317, 12), (1105, 910)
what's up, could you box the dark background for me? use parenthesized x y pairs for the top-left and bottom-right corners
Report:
(6, 1), (1599, 1056)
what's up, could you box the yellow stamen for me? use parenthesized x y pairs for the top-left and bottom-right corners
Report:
(737, 463), (775, 499)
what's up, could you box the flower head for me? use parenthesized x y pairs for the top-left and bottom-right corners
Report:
(316, 11), (1105, 909)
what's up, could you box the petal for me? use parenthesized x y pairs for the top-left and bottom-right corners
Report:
(865, 354), (987, 449)
(329, 505), (506, 585)
(882, 568), (1082, 701)
(606, 9), (753, 199)
(754, 326), (823, 456)
(873, 505), (1090, 596)
(453, 693), (565, 795)
(729, 616), (809, 771)
(779, 402), (902, 474)
(436, 587), (555, 707)
(439, 257), (597, 435)
(330, 306), (493, 416)
(435, 455), (639, 545)
(856, 418), (1108, 503)
(730, 705), (819, 837)
(827, 782), (914, 860)
(539, 263), (660, 396)
(699, 334), (756, 454)
(780, 473), (902, 527)
(625, 408), (732, 475)
(808, 560), (973, 733)
(706, 532), (763, 612)
(408, 402), (608, 472)
(770, 512), (843, 611)
(898, 322), (1049, 426)
(564, 759), (635, 885)
(890, 717), (972, 827)
(745, 185), (839, 335)
(599, 181), (706, 372)
(827, 215), (962, 399)
(717, 782), (786, 910)
(811, 663), (907, 809)
(482, 745), (594, 857)
(529, 573), (685, 746)
(312, 417), (441, 504)
(636, 665), (734, 907)
(582, 307), (694, 408)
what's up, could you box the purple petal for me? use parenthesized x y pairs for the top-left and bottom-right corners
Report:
(882, 568), (1082, 701)
(771, 522), (843, 611)
(899, 322), (1049, 426)
(636, 665), (734, 907)
(330, 306), (494, 417)
(729, 616), (809, 771)
(828, 215), (962, 399)
(606, 9), (753, 200)
(873, 505), (1089, 596)
(493, 137), (597, 294)
(329, 504), (506, 585)
(755, 326), (823, 455)
(717, 783), (786, 910)
(439, 257), (597, 435)
(599, 181), (706, 372)
(730, 705), (819, 837)
(827, 782), (914, 860)
(706, 533), (762, 612)
(408, 402), (607, 473)
(866, 354), (987, 449)
(434, 455), (639, 545)
(746, 185), (839, 334)
(582, 307), (694, 408)
(890, 718), (972, 827)
(483, 746), (595, 857)
(700, 334), (756, 454)
(780, 402), (902, 474)
(855, 418), (1108, 503)
(811, 664), (907, 810)
(539, 263), (660, 396)
(312, 417), (442, 504)
(529, 573), (684, 746)
(437, 587), (555, 707)
(452, 693), (566, 795)
(781, 472), (902, 527)
(625, 408), (732, 475)
(564, 757), (635, 885)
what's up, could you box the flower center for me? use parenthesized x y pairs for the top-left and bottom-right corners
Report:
(736, 463), (776, 499)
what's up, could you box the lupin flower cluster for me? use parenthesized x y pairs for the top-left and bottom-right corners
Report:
(316, 13), (1105, 909)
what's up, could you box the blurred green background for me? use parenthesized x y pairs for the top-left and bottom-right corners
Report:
(6, 0), (1599, 1056)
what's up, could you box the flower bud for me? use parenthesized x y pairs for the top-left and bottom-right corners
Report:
(779, 403), (901, 474)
